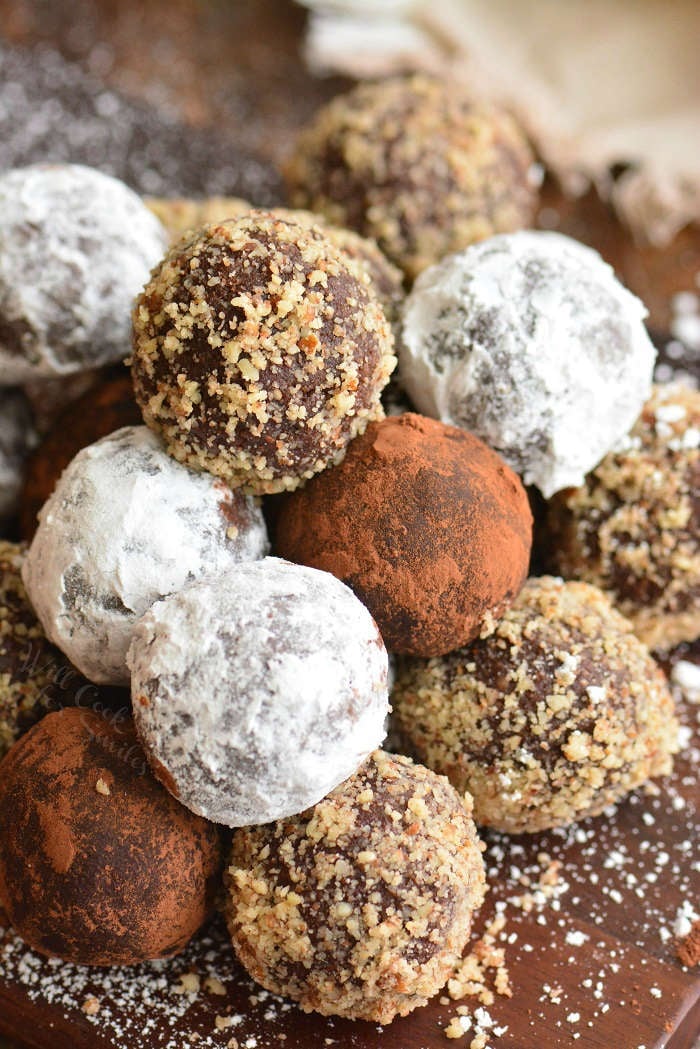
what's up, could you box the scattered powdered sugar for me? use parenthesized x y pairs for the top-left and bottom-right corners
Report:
(22, 426), (268, 685)
(673, 900), (699, 940)
(0, 915), (288, 1049)
(128, 558), (389, 826)
(0, 387), (37, 521)
(0, 163), (167, 383)
(671, 660), (700, 705)
(400, 231), (655, 497)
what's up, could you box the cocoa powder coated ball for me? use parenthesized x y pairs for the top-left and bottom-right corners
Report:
(131, 211), (396, 494)
(0, 707), (223, 966)
(275, 413), (533, 656)
(225, 749), (486, 1023)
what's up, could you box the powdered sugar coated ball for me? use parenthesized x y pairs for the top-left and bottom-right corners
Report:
(128, 559), (389, 827)
(22, 426), (268, 685)
(0, 388), (36, 523)
(400, 231), (656, 497)
(0, 164), (167, 384)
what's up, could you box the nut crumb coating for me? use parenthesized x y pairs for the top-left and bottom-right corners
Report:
(392, 577), (679, 834)
(285, 74), (537, 281)
(546, 384), (700, 650)
(225, 750), (486, 1023)
(0, 541), (87, 758)
(146, 198), (405, 334)
(131, 211), (396, 493)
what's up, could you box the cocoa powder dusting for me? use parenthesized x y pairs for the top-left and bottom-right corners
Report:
(677, 920), (700, 968)
(275, 413), (532, 655)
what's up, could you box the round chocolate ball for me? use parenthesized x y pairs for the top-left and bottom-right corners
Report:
(0, 164), (167, 385)
(146, 199), (405, 334)
(285, 74), (537, 280)
(0, 707), (222, 966)
(400, 230), (657, 497)
(129, 559), (389, 827)
(546, 383), (700, 650)
(0, 388), (36, 527)
(392, 576), (679, 833)
(225, 749), (486, 1023)
(0, 542), (93, 758)
(20, 370), (141, 541)
(274, 207), (405, 335)
(275, 413), (532, 656)
(23, 426), (268, 685)
(131, 211), (396, 494)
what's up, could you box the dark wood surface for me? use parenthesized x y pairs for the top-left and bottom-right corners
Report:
(0, 2), (698, 1047)
(1, 672), (698, 1048)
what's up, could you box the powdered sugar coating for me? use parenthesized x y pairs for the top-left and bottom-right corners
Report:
(400, 231), (656, 497)
(128, 559), (389, 827)
(0, 163), (167, 384)
(0, 388), (36, 522)
(22, 426), (268, 686)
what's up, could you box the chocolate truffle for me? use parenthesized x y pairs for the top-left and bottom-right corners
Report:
(0, 542), (93, 758)
(400, 231), (657, 496)
(129, 559), (389, 826)
(0, 388), (36, 526)
(0, 164), (167, 385)
(146, 198), (405, 333)
(23, 426), (268, 685)
(275, 413), (532, 656)
(392, 577), (679, 834)
(225, 749), (486, 1023)
(131, 211), (396, 494)
(285, 74), (537, 280)
(275, 207), (405, 335)
(0, 707), (222, 966)
(546, 384), (700, 650)
(20, 370), (141, 541)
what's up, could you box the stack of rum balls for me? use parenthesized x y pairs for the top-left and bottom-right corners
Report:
(0, 74), (690, 1025)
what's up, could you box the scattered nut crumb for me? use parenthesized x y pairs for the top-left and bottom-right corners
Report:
(173, 973), (201, 995)
(205, 976), (227, 996)
(448, 913), (512, 1006)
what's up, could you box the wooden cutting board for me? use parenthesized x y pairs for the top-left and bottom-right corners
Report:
(0, 2), (698, 1047)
